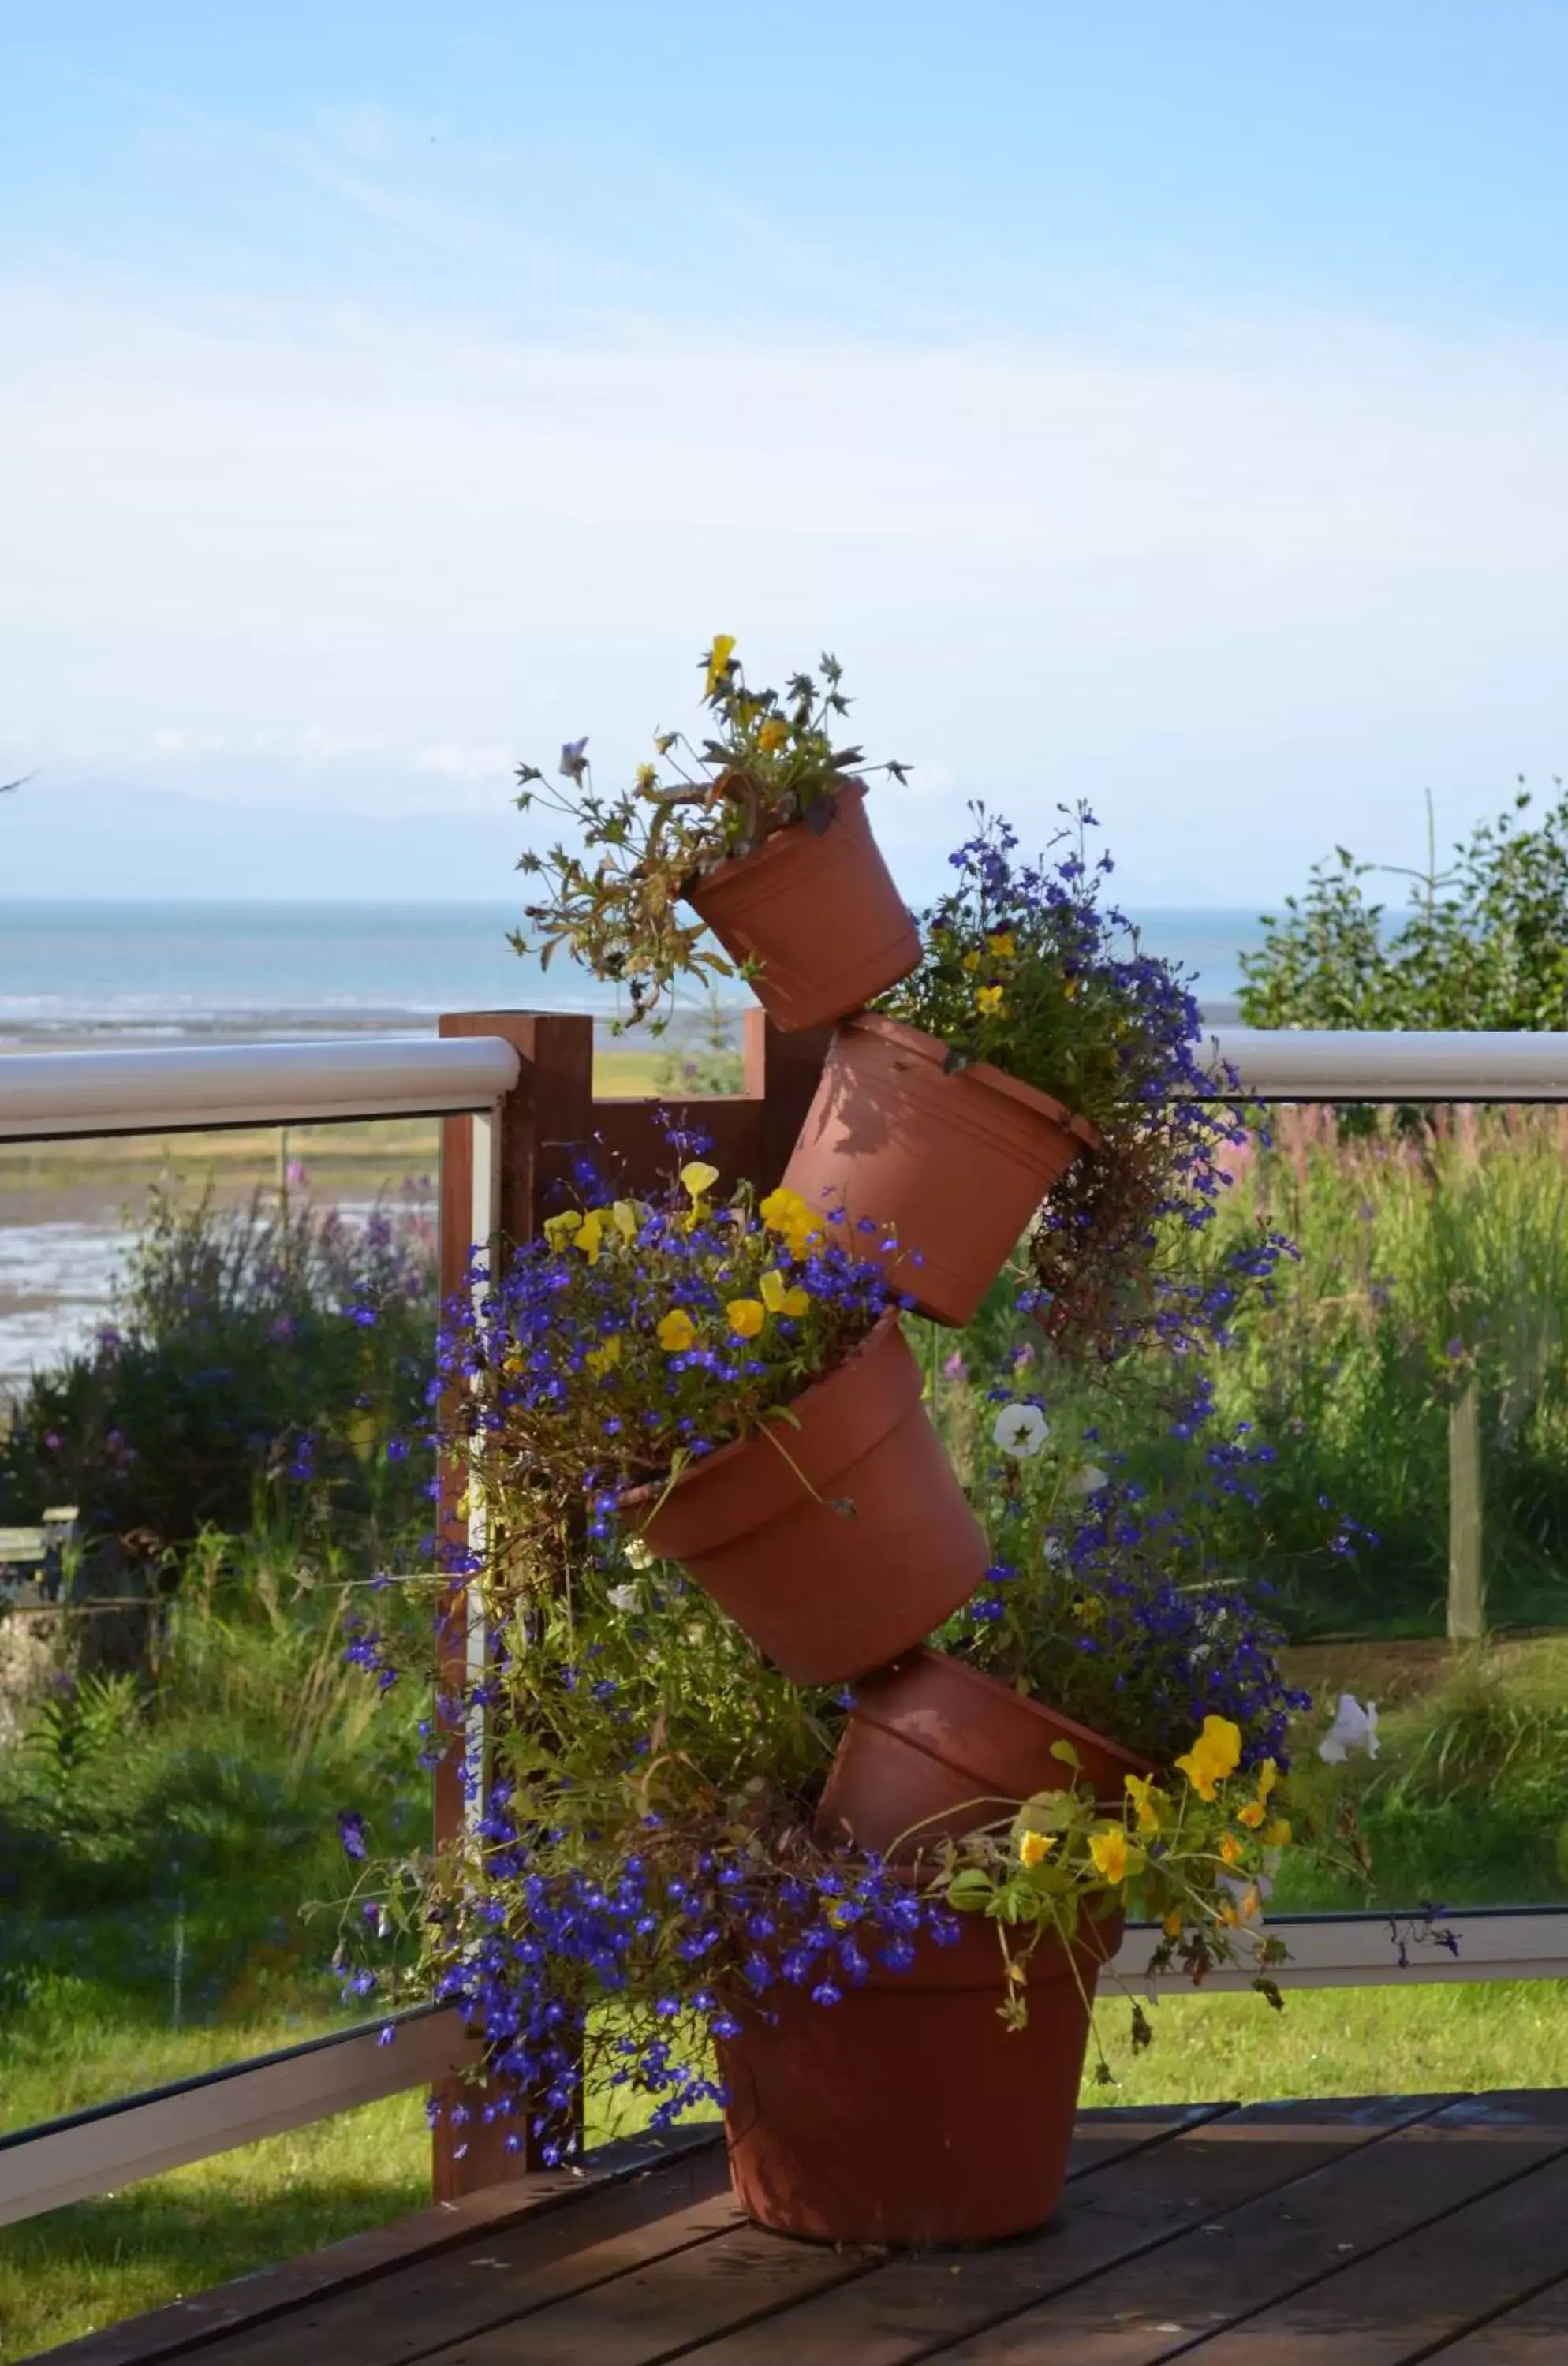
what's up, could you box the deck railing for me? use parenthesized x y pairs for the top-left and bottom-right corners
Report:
(4, 1016), (1568, 2230)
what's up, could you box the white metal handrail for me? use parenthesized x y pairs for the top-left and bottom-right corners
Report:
(0, 1034), (521, 1140)
(1209, 1027), (1568, 1101)
(3, 1027), (1567, 1146)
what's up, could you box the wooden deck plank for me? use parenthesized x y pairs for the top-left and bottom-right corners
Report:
(142, 2147), (741, 2366)
(1164, 2126), (1568, 2363)
(349, 2107), (1232, 2366)
(1429, 2270), (1568, 2359)
(413, 2217), (879, 2364)
(578, 2098), (1421, 2366)
(907, 2090), (1568, 2363)
(40, 2129), (722, 2366)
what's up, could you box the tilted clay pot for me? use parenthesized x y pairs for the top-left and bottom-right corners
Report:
(626, 1317), (986, 1685)
(817, 1645), (1157, 1859)
(782, 1012), (1099, 1327)
(684, 781), (919, 1033)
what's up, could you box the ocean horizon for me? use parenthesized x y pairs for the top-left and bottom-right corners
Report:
(0, 898), (1267, 1040)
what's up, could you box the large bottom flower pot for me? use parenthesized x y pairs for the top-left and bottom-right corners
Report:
(719, 1908), (1122, 2244)
(782, 1013), (1100, 1327)
(685, 779), (920, 1033)
(817, 1647), (1156, 1857)
(626, 1316), (986, 1685)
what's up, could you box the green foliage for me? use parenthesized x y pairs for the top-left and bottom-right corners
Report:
(1239, 777), (1568, 1032)
(0, 1529), (426, 2040)
(512, 642), (909, 1028)
(0, 1185), (435, 1556)
(1189, 1110), (1568, 1636)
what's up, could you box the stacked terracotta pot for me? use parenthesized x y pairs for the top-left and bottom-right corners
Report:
(654, 784), (1123, 2245)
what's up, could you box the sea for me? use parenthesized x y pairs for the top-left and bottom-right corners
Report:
(0, 900), (1265, 1392)
(0, 900), (1262, 1043)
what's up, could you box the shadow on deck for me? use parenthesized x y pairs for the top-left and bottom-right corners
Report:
(45, 2091), (1568, 2364)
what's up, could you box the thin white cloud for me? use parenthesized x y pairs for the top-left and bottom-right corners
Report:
(3, 284), (1566, 900)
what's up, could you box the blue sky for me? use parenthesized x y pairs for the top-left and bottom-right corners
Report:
(4, 2), (1567, 904)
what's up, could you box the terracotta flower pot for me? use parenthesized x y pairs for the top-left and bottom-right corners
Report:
(782, 1013), (1101, 1327)
(684, 781), (920, 1034)
(817, 1646), (1156, 1858)
(719, 1905), (1122, 2243)
(626, 1316), (986, 1685)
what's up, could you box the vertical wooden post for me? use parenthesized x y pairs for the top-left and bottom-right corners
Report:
(1447, 1377), (1484, 1644)
(428, 1006), (830, 2200)
(431, 1012), (592, 2200)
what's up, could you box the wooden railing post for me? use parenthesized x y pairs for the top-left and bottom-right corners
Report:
(429, 1006), (831, 2199)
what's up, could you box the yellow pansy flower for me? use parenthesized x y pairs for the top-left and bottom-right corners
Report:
(1088, 1827), (1129, 1885)
(1163, 1907), (1184, 1939)
(757, 717), (788, 753)
(987, 931), (1016, 957)
(1018, 1829), (1056, 1868)
(1125, 1771), (1163, 1835)
(1174, 1715), (1243, 1803)
(1264, 1817), (1293, 1849)
(976, 984), (1005, 1015)
(1255, 1758), (1279, 1801)
(1236, 1801), (1267, 1830)
(704, 634), (737, 696)
(611, 1200), (639, 1243)
(586, 1333), (622, 1377)
(726, 1297), (765, 1338)
(575, 1209), (607, 1263)
(636, 761), (657, 789)
(543, 1209), (584, 1249)
(760, 1185), (823, 1256)
(759, 1268), (811, 1318)
(961, 950), (981, 973)
(1219, 1832), (1243, 1866)
(657, 1309), (697, 1353)
(681, 1160), (720, 1200)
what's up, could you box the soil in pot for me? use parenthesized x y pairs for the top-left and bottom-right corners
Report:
(684, 780), (920, 1034)
(626, 1316), (986, 1687)
(817, 1646), (1157, 1858)
(719, 1905), (1122, 2244)
(782, 1012), (1100, 1327)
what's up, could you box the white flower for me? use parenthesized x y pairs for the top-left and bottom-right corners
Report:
(1319, 1693), (1379, 1765)
(993, 1404), (1049, 1460)
(1041, 1535), (1065, 1566)
(1068, 1463), (1110, 1496)
(607, 1584), (639, 1613)
(623, 1536), (655, 1571)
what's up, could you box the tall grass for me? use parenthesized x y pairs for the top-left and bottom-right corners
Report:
(1199, 1107), (1568, 1636)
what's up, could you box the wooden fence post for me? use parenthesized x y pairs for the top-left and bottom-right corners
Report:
(1447, 1377), (1485, 1644)
(430, 1007), (831, 2200)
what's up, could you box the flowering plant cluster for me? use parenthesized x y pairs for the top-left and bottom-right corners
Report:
(878, 803), (1271, 1359)
(958, 1389), (1312, 1771)
(927, 1715), (1298, 2063)
(437, 1161), (900, 1565)
(512, 640), (909, 1028)
(332, 1527), (967, 2160)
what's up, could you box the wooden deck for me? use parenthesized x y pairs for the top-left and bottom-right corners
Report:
(47, 2091), (1568, 2365)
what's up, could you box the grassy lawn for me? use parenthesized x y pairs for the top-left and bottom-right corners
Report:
(7, 1983), (1568, 2359)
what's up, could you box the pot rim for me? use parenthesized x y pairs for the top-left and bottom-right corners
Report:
(685, 774), (867, 898)
(617, 1304), (904, 1519)
(851, 1644), (1159, 1783)
(838, 1010), (1104, 1152)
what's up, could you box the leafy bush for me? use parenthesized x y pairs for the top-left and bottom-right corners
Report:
(1239, 778), (1568, 1032)
(0, 1185), (436, 1558)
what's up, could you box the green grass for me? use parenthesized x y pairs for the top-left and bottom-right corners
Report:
(0, 2086), (431, 2361)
